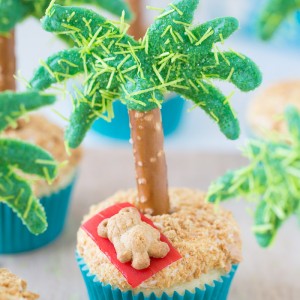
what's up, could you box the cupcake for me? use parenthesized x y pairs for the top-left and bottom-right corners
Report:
(0, 114), (82, 253)
(0, 268), (39, 300)
(77, 189), (241, 300)
(19, 1), (261, 299)
(248, 80), (300, 139)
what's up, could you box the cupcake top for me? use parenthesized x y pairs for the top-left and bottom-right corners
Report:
(77, 188), (242, 293)
(1, 114), (82, 197)
(248, 80), (300, 138)
(0, 269), (39, 300)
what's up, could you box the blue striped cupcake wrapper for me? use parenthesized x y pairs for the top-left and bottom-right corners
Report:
(0, 180), (76, 254)
(76, 253), (238, 300)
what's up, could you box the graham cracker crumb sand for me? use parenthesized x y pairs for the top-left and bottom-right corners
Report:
(248, 80), (300, 138)
(0, 269), (39, 300)
(1, 114), (82, 197)
(77, 188), (242, 292)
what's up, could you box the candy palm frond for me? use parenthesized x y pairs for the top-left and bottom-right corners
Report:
(0, 139), (57, 178)
(207, 106), (300, 247)
(29, 0), (261, 148)
(0, 0), (132, 34)
(0, 90), (55, 131)
(0, 139), (58, 234)
(258, 0), (300, 40)
(66, 99), (98, 145)
(0, 165), (46, 235)
(0, 90), (58, 234)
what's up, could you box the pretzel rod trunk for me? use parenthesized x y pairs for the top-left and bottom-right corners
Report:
(129, 108), (170, 215)
(127, 0), (145, 39)
(0, 31), (16, 91)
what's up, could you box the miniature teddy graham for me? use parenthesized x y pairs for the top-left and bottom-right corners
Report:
(97, 207), (170, 270)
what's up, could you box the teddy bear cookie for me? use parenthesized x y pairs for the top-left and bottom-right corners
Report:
(80, 202), (182, 288)
(97, 207), (170, 270)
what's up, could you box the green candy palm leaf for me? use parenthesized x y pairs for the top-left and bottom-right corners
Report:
(0, 91), (58, 234)
(0, 90), (55, 130)
(0, 0), (132, 34)
(30, 0), (262, 148)
(207, 106), (300, 247)
(258, 0), (300, 40)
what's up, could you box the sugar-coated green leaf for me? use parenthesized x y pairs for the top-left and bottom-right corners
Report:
(65, 101), (98, 148)
(0, 91), (55, 131)
(207, 106), (300, 248)
(0, 137), (58, 234)
(207, 163), (267, 203)
(0, 0), (132, 34)
(254, 200), (283, 248)
(207, 171), (248, 203)
(172, 82), (240, 140)
(30, 48), (86, 90)
(202, 52), (263, 92)
(0, 164), (48, 234)
(41, 4), (137, 48)
(0, 139), (58, 180)
(191, 17), (239, 54)
(43, 5), (110, 41)
(147, 0), (199, 53)
(0, 137), (58, 238)
(258, 0), (300, 40)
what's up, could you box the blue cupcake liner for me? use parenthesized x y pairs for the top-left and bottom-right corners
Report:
(92, 94), (185, 140)
(0, 179), (76, 254)
(76, 253), (238, 300)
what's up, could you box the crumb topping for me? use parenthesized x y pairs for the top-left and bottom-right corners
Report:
(77, 188), (242, 291)
(1, 114), (82, 196)
(248, 80), (300, 138)
(0, 269), (39, 300)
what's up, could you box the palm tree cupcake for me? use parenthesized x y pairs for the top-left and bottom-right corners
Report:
(27, 0), (261, 298)
(0, 91), (64, 253)
(258, 0), (300, 40)
(208, 106), (300, 248)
